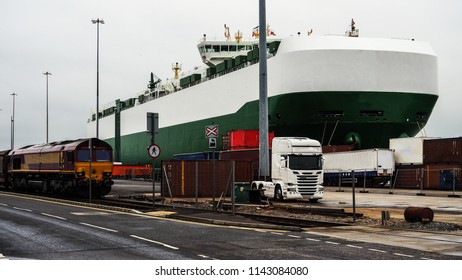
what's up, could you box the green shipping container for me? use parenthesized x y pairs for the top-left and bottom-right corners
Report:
(180, 76), (191, 87)
(190, 73), (201, 82)
(206, 67), (216, 76)
(216, 61), (226, 73)
(235, 55), (247, 66)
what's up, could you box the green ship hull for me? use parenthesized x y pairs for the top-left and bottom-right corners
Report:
(105, 91), (438, 165)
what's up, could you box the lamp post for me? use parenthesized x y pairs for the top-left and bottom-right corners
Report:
(11, 93), (18, 149)
(43, 72), (52, 143)
(91, 18), (104, 139)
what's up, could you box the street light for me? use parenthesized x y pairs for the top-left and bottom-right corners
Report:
(91, 18), (104, 139)
(11, 93), (18, 149)
(43, 72), (52, 143)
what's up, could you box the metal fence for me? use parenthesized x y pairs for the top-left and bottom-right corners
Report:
(324, 167), (462, 197)
(392, 167), (462, 195)
(161, 160), (254, 198)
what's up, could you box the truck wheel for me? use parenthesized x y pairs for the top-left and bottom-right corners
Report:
(275, 186), (283, 202)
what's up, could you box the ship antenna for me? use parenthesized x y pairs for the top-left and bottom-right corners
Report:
(235, 30), (243, 43)
(346, 18), (359, 37)
(224, 24), (231, 41)
(252, 26), (259, 39)
(172, 62), (182, 80)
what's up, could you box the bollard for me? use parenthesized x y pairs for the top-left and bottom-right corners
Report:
(381, 210), (390, 225)
(404, 207), (434, 223)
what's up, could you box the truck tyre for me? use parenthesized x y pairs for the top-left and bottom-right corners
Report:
(275, 186), (283, 201)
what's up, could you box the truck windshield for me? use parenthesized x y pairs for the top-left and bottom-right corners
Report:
(288, 155), (322, 170)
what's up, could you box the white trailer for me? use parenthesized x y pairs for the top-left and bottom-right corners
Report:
(323, 149), (395, 187)
(251, 137), (324, 202)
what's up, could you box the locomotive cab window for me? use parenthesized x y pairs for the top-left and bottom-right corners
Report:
(77, 150), (91, 162)
(96, 150), (111, 162)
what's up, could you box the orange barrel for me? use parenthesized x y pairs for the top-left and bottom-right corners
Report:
(404, 207), (434, 223)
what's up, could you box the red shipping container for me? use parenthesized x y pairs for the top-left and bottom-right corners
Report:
(224, 130), (275, 151)
(423, 137), (462, 164)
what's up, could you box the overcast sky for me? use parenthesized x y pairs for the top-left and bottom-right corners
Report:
(1, 0), (461, 150)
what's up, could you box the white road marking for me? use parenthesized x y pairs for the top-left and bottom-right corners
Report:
(270, 232), (284, 236)
(393, 252), (414, 258)
(368, 248), (387, 253)
(346, 244), (363, 249)
(325, 241), (340, 245)
(198, 254), (211, 259)
(41, 213), (67, 220)
(79, 222), (118, 233)
(305, 238), (321, 242)
(288, 235), (301, 239)
(13, 207), (32, 212)
(130, 235), (179, 250)
(0, 203), (8, 206)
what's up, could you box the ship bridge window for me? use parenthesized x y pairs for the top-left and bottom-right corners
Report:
(238, 45), (246, 51)
(319, 111), (344, 118)
(360, 110), (384, 117)
(220, 45), (229, 52)
(229, 45), (236, 52)
(212, 45), (220, 52)
(205, 45), (213, 53)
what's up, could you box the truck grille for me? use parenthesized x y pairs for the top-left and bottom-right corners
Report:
(295, 172), (319, 195)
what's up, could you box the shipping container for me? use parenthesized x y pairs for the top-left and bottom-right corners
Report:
(423, 137), (462, 164)
(390, 137), (438, 165)
(112, 165), (151, 179)
(225, 58), (234, 69)
(180, 75), (191, 87)
(172, 151), (219, 160)
(161, 160), (254, 197)
(216, 61), (226, 73)
(190, 73), (202, 82)
(393, 164), (462, 191)
(206, 67), (216, 77)
(393, 165), (424, 189)
(234, 55), (247, 66)
(222, 130), (274, 151)
(220, 149), (260, 178)
(422, 164), (462, 190)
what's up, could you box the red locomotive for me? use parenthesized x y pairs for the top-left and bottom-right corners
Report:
(0, 138), (113, 197)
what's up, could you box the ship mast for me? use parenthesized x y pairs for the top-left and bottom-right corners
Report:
(172, 62), (182, 80)
(346, 18), (359, 37)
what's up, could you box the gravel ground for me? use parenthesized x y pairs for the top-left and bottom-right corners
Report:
(166, 199), (462, 232)
(247, 206), (462, 232)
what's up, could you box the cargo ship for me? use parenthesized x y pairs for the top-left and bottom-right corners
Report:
(87, 22), (438, 165)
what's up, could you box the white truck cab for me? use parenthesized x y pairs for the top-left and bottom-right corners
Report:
(252, 137), (324, 202)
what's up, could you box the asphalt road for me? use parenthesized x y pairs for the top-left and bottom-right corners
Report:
(0, 192), (457, 260)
